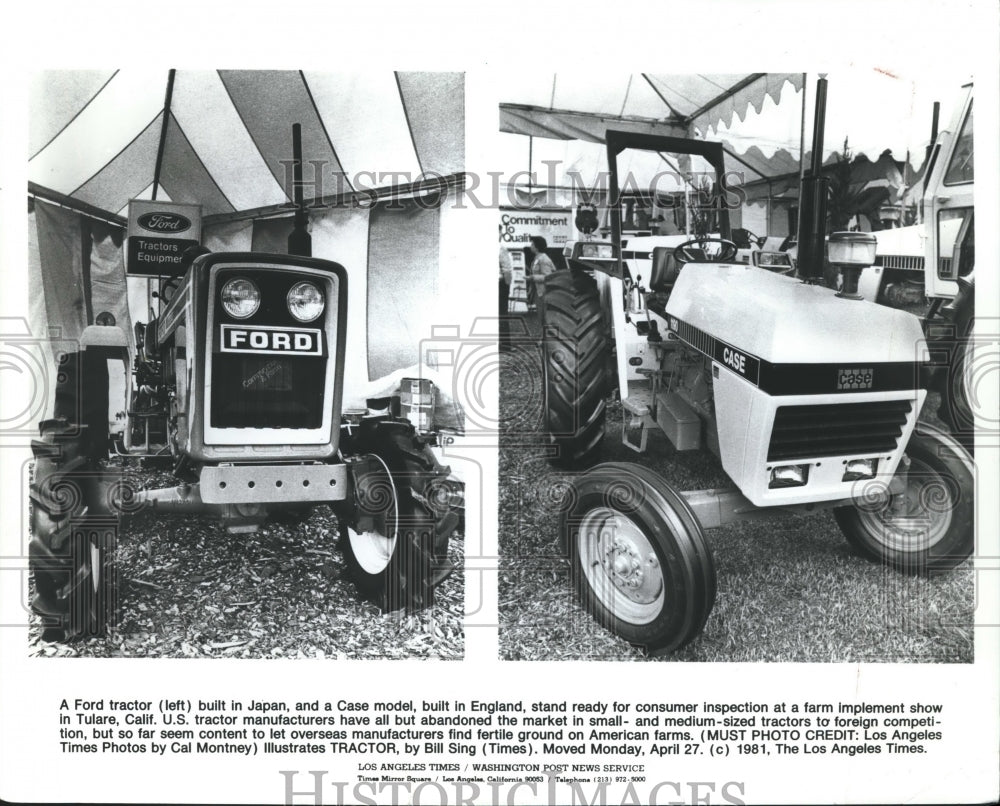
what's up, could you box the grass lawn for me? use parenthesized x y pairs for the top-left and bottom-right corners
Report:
(498, 310), (975, 663)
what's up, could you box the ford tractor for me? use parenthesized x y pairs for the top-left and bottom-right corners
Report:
(539, 78), (974, 655)
(29, 245), (463, 642)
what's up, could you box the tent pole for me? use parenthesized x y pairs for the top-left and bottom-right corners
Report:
(528, 135), (533, 192)
(28, 183), (126, 227)
(150, 68), (176, 330)
(202, 173), (466, 227)
(796, 72), (807, 240)
(798, 72), (807, 189)
(152, 69), (176, 202)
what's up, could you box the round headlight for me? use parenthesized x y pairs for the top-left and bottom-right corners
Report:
(221, 278), (261, 319)
(287, 281), (325, 322)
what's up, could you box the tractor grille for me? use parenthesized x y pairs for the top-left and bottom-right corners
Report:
(876, 254), (924, 271)
(211, 354), (325, 429)
(209, 269), (329, 430)
(767, 400), (912, 462)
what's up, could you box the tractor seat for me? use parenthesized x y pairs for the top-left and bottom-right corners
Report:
(135, 319), (159, 363)
(649, 246), (682, 293)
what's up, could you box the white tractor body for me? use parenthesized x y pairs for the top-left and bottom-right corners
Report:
(665, 263), (928, 506)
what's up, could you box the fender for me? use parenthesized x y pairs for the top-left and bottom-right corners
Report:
(80, 324), (128, 352)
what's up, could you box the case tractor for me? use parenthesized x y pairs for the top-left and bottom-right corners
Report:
(540, 78), (975, 654)
(29, 233), (462, 642)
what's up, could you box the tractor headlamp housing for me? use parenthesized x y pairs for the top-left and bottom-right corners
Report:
(843, 458), (878, 482)
(286, 281), (325, 322)
(221, 277), (261, 319)
(752, 250), (793, 269)
(768, 464), (810, 489)
(579, 242), (614, 259)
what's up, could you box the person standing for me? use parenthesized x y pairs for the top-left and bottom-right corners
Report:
(527, 236), (557, 306)
(499, 246), (512, 352)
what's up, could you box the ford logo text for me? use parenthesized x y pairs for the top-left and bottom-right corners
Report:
(138, 212), (192, 233)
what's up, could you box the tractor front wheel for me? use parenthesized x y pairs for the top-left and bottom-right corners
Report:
(834, 424), (974, 574)
(340, 470), (438, 613)
(564, 462), (716, 655)
(341, 421), (456, 612)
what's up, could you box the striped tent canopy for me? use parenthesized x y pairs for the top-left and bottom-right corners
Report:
(499, 70), (970, 187)
(29, 70), (465, 222)
(499, 72), (801, 143)
(498, 73), (808, 192)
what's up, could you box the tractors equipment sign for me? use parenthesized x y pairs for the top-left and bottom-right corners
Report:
(126, 200), (202, 276)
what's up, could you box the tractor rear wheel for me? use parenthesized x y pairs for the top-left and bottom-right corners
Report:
(29, 349), (119, 641)
(29, 420), (118, 641)
(341, 420), (456, 612)
(563, 462), (716, 655)
(834, 424), (974, 574)
(539, 270), (608, 467)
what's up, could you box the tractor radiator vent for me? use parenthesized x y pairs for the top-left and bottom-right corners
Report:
(767, 399), (912, 462)
(875, 254), (924, 271)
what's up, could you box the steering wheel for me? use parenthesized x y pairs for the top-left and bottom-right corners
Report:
(674, 238), (739, 265)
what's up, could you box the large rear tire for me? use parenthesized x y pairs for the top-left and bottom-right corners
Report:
(341, 420), (457, 612)
(29, 420), (117, 641)
(563, 462), (716, 655)
(539, 270), (608, 467)
(30, 350), (119, 641)
(834, 424), (974, 574)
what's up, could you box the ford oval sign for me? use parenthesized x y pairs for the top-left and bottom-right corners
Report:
(138, 212), (192, 233)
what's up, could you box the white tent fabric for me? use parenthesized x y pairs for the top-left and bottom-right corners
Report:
(496, 69), (973, 241)
(499, 73), (802, 141)
(498, 69), (971, 185)
(27, 70), (468, 423)
(29, 70), (465, 219)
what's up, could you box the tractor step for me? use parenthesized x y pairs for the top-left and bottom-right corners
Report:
(622, 388), (654, 417)
(621, 384), (656, 453)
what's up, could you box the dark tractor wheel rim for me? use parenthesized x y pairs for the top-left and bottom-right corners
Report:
(578, 507), (664, 624)
(857, 457), (954, 552)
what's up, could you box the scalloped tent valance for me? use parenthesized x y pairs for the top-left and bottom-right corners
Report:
(498, 70), (968, 185)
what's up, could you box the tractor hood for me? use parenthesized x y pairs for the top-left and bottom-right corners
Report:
(621, 234), (694, 250)
(665, 263), (927, 367)
(874, 224), (925, 257)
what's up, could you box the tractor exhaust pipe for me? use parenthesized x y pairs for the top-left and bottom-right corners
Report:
(288, 122), (312, 257)
(796, 77), (830, 283)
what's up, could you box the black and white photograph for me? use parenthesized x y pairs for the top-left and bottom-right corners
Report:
(498, 70), (980, 662)
(1, 3), (998, 805)
(22, 70), (468, 659)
